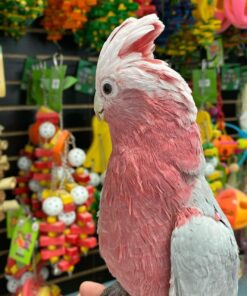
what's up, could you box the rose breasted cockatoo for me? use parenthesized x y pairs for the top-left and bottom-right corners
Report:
(94, 14), (239, 296)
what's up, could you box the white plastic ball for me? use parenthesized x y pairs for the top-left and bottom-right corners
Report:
(71, 186), (89, 205)
(39, 122), (56, 139)
(7, 278), (19, 293)
(204, 163), (215, 177)
(42, 196), (63, 216)
(20, 272), (33, 285)
(58, 211), (76, 225)
(17, 156), (32, 171)
(28, 180), (42, 192)
(40, 267), (49, 280)
(68, 148), (86, 167)
(89, 172), (101, 187)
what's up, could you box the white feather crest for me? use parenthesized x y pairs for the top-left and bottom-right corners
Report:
(96, 14), (197, 121)
(97, 14), (162, 74)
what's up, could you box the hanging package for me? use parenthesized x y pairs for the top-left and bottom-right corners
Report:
(222, 64), (241, 91)
(75, 60), (96, 95)
(193, 68), (217, 106)
(9, 218), (39, 265)
(27, 55), (77, 112)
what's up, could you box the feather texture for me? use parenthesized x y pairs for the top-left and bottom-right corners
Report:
(170, 215), (238, 296)
(95, 14), (239, 296)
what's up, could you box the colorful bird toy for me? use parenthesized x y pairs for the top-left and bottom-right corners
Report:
(42, 0), (97, 42)
(191, 0), (222, 47)
(5, 106), (98, 293)
(216, 188), (247, 230)
(0, 0), (46, 38)
(74, 0), (139, 50)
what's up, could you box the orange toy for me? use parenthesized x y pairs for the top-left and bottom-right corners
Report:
(216, 188), (247, 230)
(213, 135), (237, 161)
(42, 0), (97, 42)
(29, 107), (60, 146)
(52, 130), (70, 165)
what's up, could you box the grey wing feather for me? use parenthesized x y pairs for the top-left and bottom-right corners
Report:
(169, 216), (239, 296)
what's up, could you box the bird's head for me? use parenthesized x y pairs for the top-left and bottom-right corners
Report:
(94, 14), (197, 139)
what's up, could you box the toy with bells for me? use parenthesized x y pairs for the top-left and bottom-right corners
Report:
(6, 106), (97, 288)
(13, 107), (60, 218)
(39, 123), (97, 274)
(40, 188), (97, 273)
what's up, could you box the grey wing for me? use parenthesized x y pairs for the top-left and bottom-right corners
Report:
(169, 216), (239, 296)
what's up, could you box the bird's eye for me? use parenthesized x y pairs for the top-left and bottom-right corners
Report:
(103, 83), (112, 95)
(101, 78), (117, 98)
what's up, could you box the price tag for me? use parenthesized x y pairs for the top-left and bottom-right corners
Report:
(199, 79), (210, 88)
(193, 69), (217, 106)
(52, 79), (60, 89)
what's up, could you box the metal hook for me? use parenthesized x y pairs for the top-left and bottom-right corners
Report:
(201, 59), (207, 72)
(53, 53), (59, 67)
(53, 53), (64, 67)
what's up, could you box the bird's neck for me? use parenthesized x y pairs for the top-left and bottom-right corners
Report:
(105, 94), (203, 204)
(105, 91), (197, 152)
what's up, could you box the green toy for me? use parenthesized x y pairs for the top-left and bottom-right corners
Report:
(0, 0), (46, 38)
(222, 64), (241, 91)
(75, 60), (96, 95)
(193, 67), (217, 107)
(74, 0), (139, 51)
